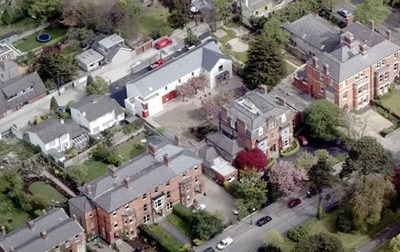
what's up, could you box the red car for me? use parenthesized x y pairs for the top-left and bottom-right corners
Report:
(288, 198), (302, 208)
(148, 59), (166, 70)
(155, 38), (172, 49)
(298, 135), (308, 146)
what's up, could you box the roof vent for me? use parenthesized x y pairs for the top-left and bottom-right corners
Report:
(242, 99), (255, 110)
(40, 230), (47, 239)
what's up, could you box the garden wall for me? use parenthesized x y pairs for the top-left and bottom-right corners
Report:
(61, 144), (98, 168)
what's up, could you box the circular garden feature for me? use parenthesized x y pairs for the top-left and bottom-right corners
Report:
(36, 33), (52, 43)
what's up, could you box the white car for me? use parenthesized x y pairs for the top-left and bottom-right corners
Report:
(217, 237), (233, 250)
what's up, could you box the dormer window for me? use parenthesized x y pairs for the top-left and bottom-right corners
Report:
(258, 127), (263, 136)
(281, 114), (286, 123)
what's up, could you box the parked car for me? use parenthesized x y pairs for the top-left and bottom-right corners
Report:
(298, 135), (308, 146)
(148, 59), (166, 70)
(155, 38), (173, 49)
(256, 216), (272, 227)
(217, 237), (233, 250)
(288, 198), (302, 208)
(202, 247), (215, 252)
(338, 8), (352, 18)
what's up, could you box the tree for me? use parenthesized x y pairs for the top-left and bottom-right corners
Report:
(192, 211), (224, 240)
(234, 148), (268, 172)
(257, 244), (282, 252)
(308, 156), (338, 219)
(201, 98), (218, 120)
(344, 174), (395, 230)
(214, 0), (232, 22)
(392, 167), (400, 197)
(264, 229), (284, 247)
(340, 136), (394, 179)
(67, 165), (88, 186)
(168, 0), (188, 29)
(320, 0), (348, 11)
(35, 46), (78, 85)
(213, 91), (234, 107)
(0, 169), (24, 197)
(262, 16), (289, 47)
(293, 233), (345, 252)
(187, 75), (207, 93)
(269, 161), (308, 196)
(354, 0), (390, 27)
(1, 8), (13, 25)
(86, 77), (109, 95)
(50, 96), (59, 112)
(185, 29), (201, 47)
(24, 0), (61, 22)
(303, 100), (342, 141)
(176, 83), (195, 100)
(389, 234), (400, 252)
(66, 28), (95, 49)
(295, 151), (318, 171)
(242, 36), (286, 91)
(60, 0), (94, 26)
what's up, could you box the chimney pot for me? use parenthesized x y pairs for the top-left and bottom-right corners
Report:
(359, 43), (368, 55)
(346, 15), (353, 26)
(323, 63), (329, 76)
(72, 214), (77, 220)
(369, 20), (375, 31)
(312, 56), (318, 68)
(85, 184), (92, 194)
(174, 135), (181, 146)
(108, 165), (117, 178)
(26, 220), (34, 229)
(123, 176), (132, 188)
(148, 143), (157, 156)
(386, 29), (392, 41)
(1, 226), (6, 236)
(40, 230), (47, 239)
(163, 153), (171, 166)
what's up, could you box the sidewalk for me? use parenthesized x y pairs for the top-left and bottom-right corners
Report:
(41, 170), (77, 197)
(356, 221), (400, 252)
(158, 219), (192, 245)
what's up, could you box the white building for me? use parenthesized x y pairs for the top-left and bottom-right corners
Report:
(70, 94), (125, 135)
(124, 41), (232, 118)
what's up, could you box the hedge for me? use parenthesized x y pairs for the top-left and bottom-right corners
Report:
(280, 138), (300, 158)
(172, 204), (193, 224)
(139, 224), (183, 252)
(266, 157), (277, 170)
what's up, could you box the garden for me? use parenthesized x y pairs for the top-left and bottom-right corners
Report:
(29, 181), (67, 208)
(137, 7), (173, 38)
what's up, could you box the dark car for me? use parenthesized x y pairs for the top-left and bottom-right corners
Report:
(148, 59), (167, 70)
(202, 247), (215, 252)
(256, 216), (272, 227)
(338, 8), (352, 18)
(288, 198), (302, 208)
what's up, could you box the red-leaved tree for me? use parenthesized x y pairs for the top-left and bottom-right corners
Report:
(269, 160), (308, 196)
(176, 83), (195, 100)
(234, 148), (268, 172)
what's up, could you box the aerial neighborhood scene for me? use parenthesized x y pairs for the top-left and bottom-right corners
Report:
(1, 0), (400, 251)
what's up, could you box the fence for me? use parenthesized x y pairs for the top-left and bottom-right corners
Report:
(61, 144), (98, 168)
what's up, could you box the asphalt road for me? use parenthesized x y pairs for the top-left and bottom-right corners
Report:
(194, 188), (339, 252)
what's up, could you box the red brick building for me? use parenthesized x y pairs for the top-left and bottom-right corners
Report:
(69, 136), (204, 243)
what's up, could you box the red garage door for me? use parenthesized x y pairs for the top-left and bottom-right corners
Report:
(162, 90), (176, 104)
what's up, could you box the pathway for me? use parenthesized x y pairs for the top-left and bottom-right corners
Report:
(158, 219), (192, 245)
(356, 221), (400, 252)
(41, 170), (77, 197)
(9, 22), (50, 43)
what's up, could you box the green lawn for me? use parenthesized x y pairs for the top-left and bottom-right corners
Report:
(81, 159), (109, 182)
(141, 224), (183, 252)
(0, 139), (38, 161)
(114, 133), (146, 163)
(138, 7), (171, 36)
(14, 26), (68, 52)
(62, 46), (81, 58)
(381, 93), (400, 118)
(0, 17), (40, 37)
(285, 61), (297, 76)
(219, 28), (237, 45)
(0, 192), (30, 232)
(166, 214), (192, 238)
(29, 181), (66, 208)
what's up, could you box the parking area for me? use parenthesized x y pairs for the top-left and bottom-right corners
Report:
(357, 109), (393, 139)
(195, 176), (238, 225)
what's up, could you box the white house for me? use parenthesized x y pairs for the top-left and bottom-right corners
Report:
(27, 118), (89, 160)
(70, 94), (125, 135)
(124, 40), (232, 118)
(75, 49), (104, 72)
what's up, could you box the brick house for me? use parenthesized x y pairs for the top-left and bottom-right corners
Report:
(0, 208), (86, 252)
(69, 135), (204, 243)
(207, 90), (295, 158)
(284, 14), (400, 110)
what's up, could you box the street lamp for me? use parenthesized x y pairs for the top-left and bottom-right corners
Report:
(250, 208), (255, 225)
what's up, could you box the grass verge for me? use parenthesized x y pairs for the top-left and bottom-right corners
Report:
(381, 93), (400, 118)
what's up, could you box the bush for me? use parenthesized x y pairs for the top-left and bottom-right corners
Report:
(280, 138), (300, 157)
(287, 223), (310, 242)
(380, 127), (395, 137)
(266, 157), (277, 170)
(172, 204), (193, 224)
(140, 224), (183, 252)
(193, 238), (205, 246)
(335, 212), (354, 233)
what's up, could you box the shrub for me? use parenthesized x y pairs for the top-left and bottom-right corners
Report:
(172, 204), (193, 224)
(287, 223), (310, 242)
(140, 224), (182, 252)
(266, 157), (277, 170)
(335, 212), (354, 233)
(280, 138), (300, 158)
(380, 127), (395, 137)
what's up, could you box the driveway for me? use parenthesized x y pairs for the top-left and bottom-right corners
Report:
(195, 176), (238, 224)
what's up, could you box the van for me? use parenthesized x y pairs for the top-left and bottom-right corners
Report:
(155, 38), (172, 50)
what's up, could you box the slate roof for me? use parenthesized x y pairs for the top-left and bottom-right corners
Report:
(28, 118), (86, 144)
(205, 131), (243, 161)
(0, 208), (84, 252)
(71, 94), (124, 122)
(77, 135), (202, 213)
(69, 195), (95, 213)
(0, 72), (46, 115)
(126, 40), (229, 99)
(0, 44), (12, 56)
(0, 60), (17, 72)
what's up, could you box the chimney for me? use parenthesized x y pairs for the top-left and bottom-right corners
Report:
(26, 220), (34, 229)
(386, 29), (392, 41)
(359, 43), (368, 55)
(9, 246), (14, 252)
(85, 184), (92, 194)
(343, 32), (355, 49)
(163, 153), (171, 166)
(148, 143), (157, 156)
(109, 165), (117, 178)
(174, 135), (181, 146)
(72, 214), (77, 220)
(323, 63), (329, 76)
(258, 85), (268, 94)
(1, 226), (6, 236)
(123, 176), (132, 188)
(369, 20), (375, 31)
(346, 15), (353, 26)
(40, 230), (47, 239)
(245, 0), (249, 8)
(312, 56), (318, 68)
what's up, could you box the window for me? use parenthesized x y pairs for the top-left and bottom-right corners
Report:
(395, 52), (398, 59)
(143, 204), (148, 211)
(382, 59), (386, 66)
(153, 197), (164, 209)
(194, 165), (198, 171)
(379, 74), (384, 83)
(377, 62), (381, 69)
(167, 191), (171, 198)
(166, 181), (170, 186)
(55, 245), (60, 252)
(218, 65), (223, 71)
(195, 176), (199, 183)
(183, 172), (187, 178)
(178, 79), (181, 83)
(264, 6), (268, 10)
(65, 240), (71, 248)
(125, 204), (129, 209)
(89, 213), (94, 218)
(113, 211), (117, 216)
(255, 11), (259, 15)
(394, 63), (398, 71)
(165, 86), (168, 90)
(192, 72), (194, 76)
(75, 234), (80, 242)
(360, 71), (365, 78)
(141, 103), (148, 110)
(155, 187), (159, 193)
(358, 88), (362, 94)
(114, 221), (118, 228)
(143, 214), (150, 223)
(385, 71), (389, 80)
(167, 202), (173, 210)
(143, 193), (147, 200)
(129, 217), (133, 223)
(343, 91), (347, 99)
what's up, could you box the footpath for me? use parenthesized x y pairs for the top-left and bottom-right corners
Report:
(356, 221), (400, 252)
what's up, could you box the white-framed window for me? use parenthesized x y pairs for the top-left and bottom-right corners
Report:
(153, 196), (164, 209)
(382, 59), (386, 66)
(377, 62), (381, 69)
(182, 172), (187, 178)
(113, 221), (118, 228)
(395, 52), (398, 59)
(143, 214), (150, 224)
(385, 71), (389, 80)
(167, 191), (171, 198)
(154, 187), (159, 193)
(143, 193), (147, 200)
(125, 204), (129, 209)
(54, 245), (60, 252)
(75, 234), (80, 242)
(65, 240), (71, 248)
(343, 91), (347, 99)
(394, 63), (398, 71)
(166, 181), (170, 186)
(379, 74), (384, 83)
(167, 202), (173, 211)
(143, 204), (148, 211)
(113, 211), (117, 216)
(89, 213), (94, 218)
(195, 176), (199, 183)
(194, 165), (198, 171)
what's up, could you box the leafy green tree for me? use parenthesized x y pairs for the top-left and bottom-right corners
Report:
(66, 28), (95, 49)
(214, 0), (232, 22)
(67, 165), (88, 186)
(192, 211), (224, 240)
(389, 234), (400, 252)
(343, 174), (395, 231)
(262, 16), (289, 47)
(242, 36), (286, 90)
(295, 151), (318, 171)
(274, 0), (320, 22)
(257, 244), (282, 252)
(340, 136), (394, 178)
(50, 96), (59, 112)
(24, 0), (61, 22)
(86, 77), (109, 95)
(264, 229), (284, 247)
(293, 233), (345, 252)
(308, 156), (338, 219)
(35, 46), (78, 85)
(1, 8), (13, 25)
(320, 0), (348, 11)
(303, 100), (342, 141)
(168, 0), (189, 29)
(0, 169), (24, 196)
(354, 0), (390, 26)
